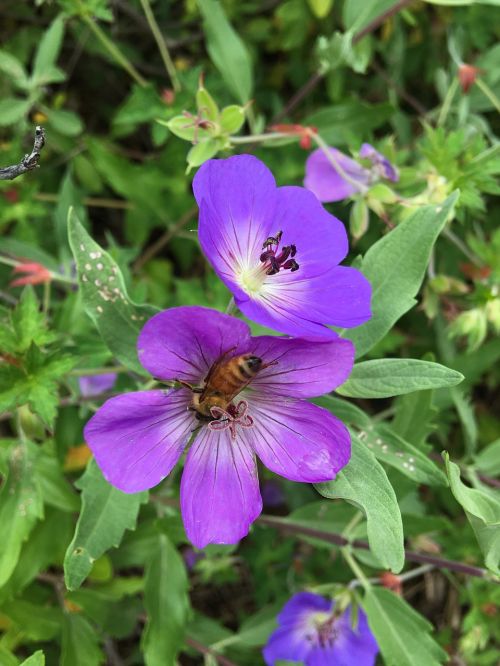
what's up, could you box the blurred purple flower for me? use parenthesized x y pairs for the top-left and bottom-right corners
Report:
(263, 592), (379, 666)
(193, 154), (371, 339)
(261, 479), (285, 508)
(305, 143), (399, 203)
(183, 547), (205, 570)
(84, 306), (354, 548)
(79, 373), (117, 398)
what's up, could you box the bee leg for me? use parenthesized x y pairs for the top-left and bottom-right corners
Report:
(175, 378), (203, 393)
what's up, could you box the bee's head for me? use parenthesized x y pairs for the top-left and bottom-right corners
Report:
(246, 355), (262, 370)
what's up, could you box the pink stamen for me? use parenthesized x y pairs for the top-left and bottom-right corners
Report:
(208, 400), (254, 439)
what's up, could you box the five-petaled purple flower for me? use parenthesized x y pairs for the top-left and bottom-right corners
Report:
(193, 154), (371, 339)
(84, 306), (354, 548)
(263, 592), (379, 666)
(305, 142), (399, 203)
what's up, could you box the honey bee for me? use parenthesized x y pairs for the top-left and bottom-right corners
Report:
(178, 349), (272, 421)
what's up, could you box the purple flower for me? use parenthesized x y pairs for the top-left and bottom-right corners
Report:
(193, 155), (371, 339)
(263, 592), (379, 666)
(79, 373), (117, 398)
(305, 143), (399, 203)
(84, 306), (354, 548)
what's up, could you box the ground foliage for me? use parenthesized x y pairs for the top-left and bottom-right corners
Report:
(0, 0), (499, 664)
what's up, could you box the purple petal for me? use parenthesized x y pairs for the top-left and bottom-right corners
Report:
(243, 396), (351, 482)
(359, 143), (399, 182)
(137, 306), (251, 383)
(194, 155), (278, 297)
(180, 427), (262, 548)
(247, 335), (354, 397)
(263, 626), (312, 666)
(263, 593), (331, 666)
(308, 609), (379, 666)
(305, 148), (372, 203)
(84, 389), (195, 493)
(278, 592), (332, 624)
(276, 264), (372, 330)
(79, 373), (117, 397)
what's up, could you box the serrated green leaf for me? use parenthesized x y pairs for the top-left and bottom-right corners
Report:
(0, 443), (44, 587)
(11, 287), (55, 354)
(64, 460), (147, 590)
(142, 532), (190, 666)
(341, 193), (459, 358)
(67, 209), (158, 373)
(316, 433), (404, 572)
(362, 587), (448, 666)
(197, 0), (253, 104)
(337, 358), (463, 398)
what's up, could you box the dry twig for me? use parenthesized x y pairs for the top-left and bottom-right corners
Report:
(0, 126), (46, 181)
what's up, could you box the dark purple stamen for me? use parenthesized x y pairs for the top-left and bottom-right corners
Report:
(260, 230), (299, 276)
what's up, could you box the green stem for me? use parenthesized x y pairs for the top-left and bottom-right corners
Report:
(442, 228), (484, 267)
(311, 132), (368, 194)
(42, 281), (51, 314)
(475, 78), (500, 114)
(342, 548), (372, 592)
(82, 14), (147, 87)
(139, 0), (181, 92)
(437, 76), (459, 127)
(229, 132), (291, 144)
(225, 297), (237, 315)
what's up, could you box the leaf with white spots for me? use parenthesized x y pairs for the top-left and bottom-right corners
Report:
(359, 424), (448, 486)
(67, 208), (158, 374)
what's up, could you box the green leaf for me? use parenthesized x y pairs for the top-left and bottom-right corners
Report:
(61, 613), (103, 666)
(219, 105), (246, 134)
(307, 0), (334, 18)
(359, 424), (448, 486)
(343, 0), (395, 32)
(9, 287), (55, 354)
(316, 433), (404, 572)
(64, 460), (147, 590)
(142, 532), (190, 666)
(337, 359), (464, 398)
(187, 138), (222, 171)
(313, 394), (371, 429)
(45, 108), (83, 136)
(444, 453), (500, 573)
(0, 50), (28, 88)
(0, 444), (44, 586)
(0, 508), (72, 603)
(305, 101), (393, 145)
(392, 389), (436, 448)
(475, 439), (500, 476)
(35, 445), (80, 512)
(0, 98), (31, 126)
(32, 15), (65, 85)
(197, 0), (253, 103)
(341, 193), (459, 358)
(1, 600), (62, 640)
(67, 209), (158, 373)
(362, 587), (448, 666)
(20, 651), (45, 666)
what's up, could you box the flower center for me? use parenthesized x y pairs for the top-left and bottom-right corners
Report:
(304, 612), (338, 649)
(239, 230), (299, 296)
(207, 400), (254, 439)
